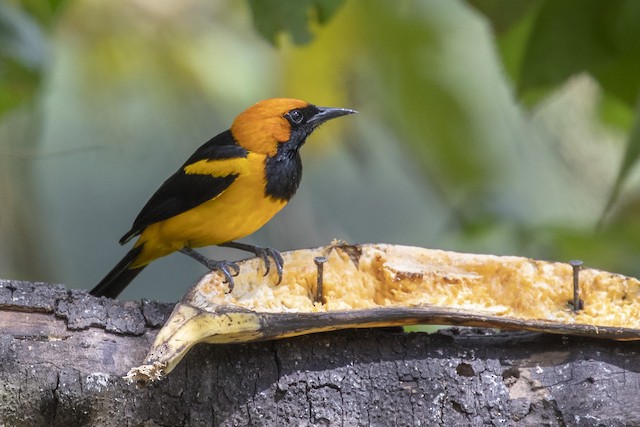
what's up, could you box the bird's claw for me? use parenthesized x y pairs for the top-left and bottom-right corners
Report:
(212, 260), (240, 291)
(217, 242), (285, 285)
(253, 247), (284, 284)
(180, 247), (239, 291)
(195, 256), (239, 291)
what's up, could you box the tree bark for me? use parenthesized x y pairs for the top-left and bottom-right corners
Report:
(1, 279), (639, 426)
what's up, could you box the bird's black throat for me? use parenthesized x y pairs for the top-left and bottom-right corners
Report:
(264, 134), (304, 202)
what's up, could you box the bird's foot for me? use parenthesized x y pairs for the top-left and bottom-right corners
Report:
(220, 242), (284, 284)
(206, 259), (241, 290)
(251, 246), (284, 283)
(180, 247), (240, 291)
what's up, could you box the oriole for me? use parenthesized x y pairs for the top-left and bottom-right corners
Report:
(90, 98), (356, 298)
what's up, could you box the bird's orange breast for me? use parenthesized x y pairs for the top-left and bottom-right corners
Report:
(131, 152), (287, 267)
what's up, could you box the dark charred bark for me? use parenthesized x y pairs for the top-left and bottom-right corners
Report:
(0, 279), (639, 426)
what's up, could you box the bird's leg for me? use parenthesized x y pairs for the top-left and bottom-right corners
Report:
(179, 247), (240, 291)
(219, 241), (284, 284)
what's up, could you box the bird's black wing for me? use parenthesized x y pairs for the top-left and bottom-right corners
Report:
(119, 130), (248, 244)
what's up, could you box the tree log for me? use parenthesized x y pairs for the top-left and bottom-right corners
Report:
(1, 279), (639, 426)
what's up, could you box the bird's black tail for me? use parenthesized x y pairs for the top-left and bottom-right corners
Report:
(90, 245), (145, 298)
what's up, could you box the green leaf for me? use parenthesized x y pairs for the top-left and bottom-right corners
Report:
(598, 92), (634, 130)
(473, 0), (640, 227)
(476, 0), (640, 109)
(247, 0), (345, 45)
(467, 0), (539, 33)
(519, 0), (640, 107)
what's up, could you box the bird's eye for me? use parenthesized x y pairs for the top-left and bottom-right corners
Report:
(287, 109), (304, 124)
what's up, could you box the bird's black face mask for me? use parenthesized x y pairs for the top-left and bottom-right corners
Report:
(265, 105), (355, 201)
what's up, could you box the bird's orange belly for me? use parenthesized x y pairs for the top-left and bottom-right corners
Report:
(180, 182), (286, 248)
(133, 158), (287, 264)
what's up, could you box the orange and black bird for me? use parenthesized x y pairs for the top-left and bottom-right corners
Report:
(90, 98), (356, 298)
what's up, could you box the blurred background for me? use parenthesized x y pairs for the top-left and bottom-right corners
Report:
(2, 0), (640, 302)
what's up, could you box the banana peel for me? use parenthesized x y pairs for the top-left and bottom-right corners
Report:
(125, 242), (640, 387)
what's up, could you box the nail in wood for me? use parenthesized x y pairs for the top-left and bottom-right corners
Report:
(570, 260), (584, 312)
(314, 256), (327, 305)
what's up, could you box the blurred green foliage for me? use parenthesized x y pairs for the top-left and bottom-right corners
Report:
(1, 0), (640, 301)
(473, 0), (640, 107)
(1, 2), (42, 114)
(247, 0), (345, 45)
(0, 1), (65, 113)
(474, 0), (640, 226)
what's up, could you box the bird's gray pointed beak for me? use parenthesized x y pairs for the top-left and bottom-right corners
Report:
(308, 106), (358, 126)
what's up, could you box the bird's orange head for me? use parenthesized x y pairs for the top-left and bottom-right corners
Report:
(230, 98), (356, 156)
